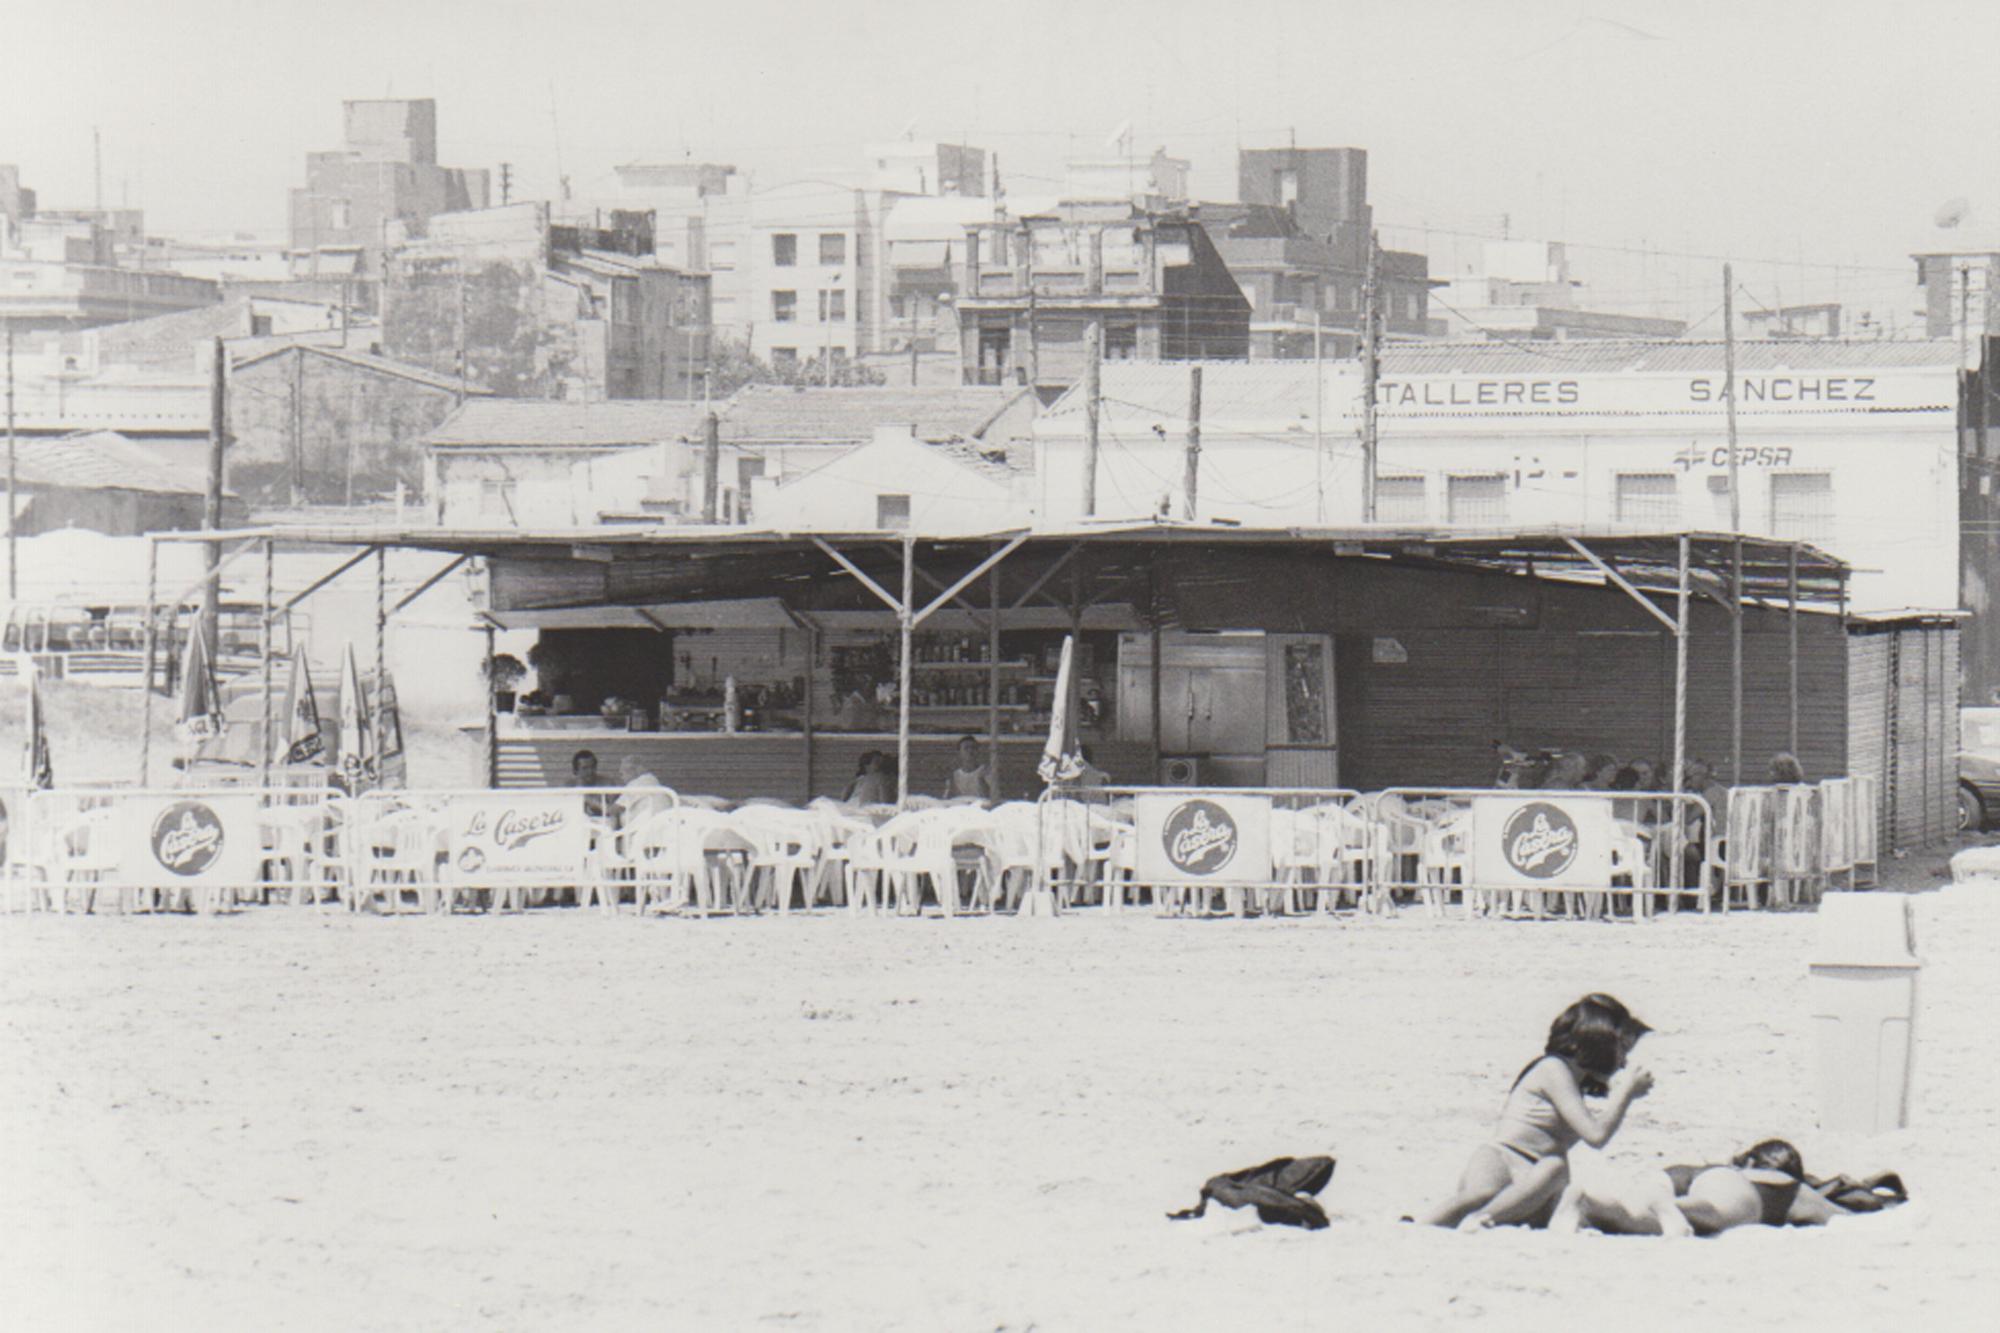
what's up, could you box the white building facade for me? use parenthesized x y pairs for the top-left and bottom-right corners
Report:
(1034, 344), (1965, 615)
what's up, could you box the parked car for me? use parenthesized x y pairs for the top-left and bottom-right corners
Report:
(1959, 707), (2000, 831)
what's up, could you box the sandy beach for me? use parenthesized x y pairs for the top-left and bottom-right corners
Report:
(1, 885), (1993, 1332)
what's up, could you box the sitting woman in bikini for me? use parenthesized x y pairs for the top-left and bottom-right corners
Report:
(1416, 993), (1655, 1229)
(1551, 1138), (1856, 1236)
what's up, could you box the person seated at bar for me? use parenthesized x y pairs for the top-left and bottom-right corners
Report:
(942, 735), (997, 803)
(572, 749), (612, 820)
(845, 750), (891, 806)
(836, 688), (881, 732)
(1073, 743), (1110, 790)
(1769, 751), (1806, 784)
(616, 755), (674, 828)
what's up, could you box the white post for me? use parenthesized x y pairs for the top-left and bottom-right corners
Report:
(896, 535), (913, 805)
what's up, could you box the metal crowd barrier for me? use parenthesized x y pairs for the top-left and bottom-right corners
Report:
(1035, 785), (1370, 917)
(1365, 788), (1714, 921)
(0, 785), (651, 916)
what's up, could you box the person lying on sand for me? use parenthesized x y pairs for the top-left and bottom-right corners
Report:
(1550, 1138), (1856, 1236)
(1415, 993), (1654, 1230)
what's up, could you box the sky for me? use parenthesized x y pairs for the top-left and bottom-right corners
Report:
(5, 0), (1997, 330)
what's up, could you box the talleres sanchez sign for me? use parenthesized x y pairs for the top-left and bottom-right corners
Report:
(1366, 370), (1953, 419)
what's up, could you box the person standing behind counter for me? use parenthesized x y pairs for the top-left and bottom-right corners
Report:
(943, 735), (998, 802)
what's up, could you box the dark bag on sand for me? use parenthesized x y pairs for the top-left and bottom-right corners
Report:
(1809, 1171), (1909, 1214)
(1166, 1156), (1336, 1230)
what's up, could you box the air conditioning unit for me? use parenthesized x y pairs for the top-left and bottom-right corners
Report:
(1160, 755), (1201, 786)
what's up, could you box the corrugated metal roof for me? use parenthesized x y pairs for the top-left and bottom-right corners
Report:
(20, 431), (223, 495)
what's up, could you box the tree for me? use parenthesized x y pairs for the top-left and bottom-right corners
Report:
(702, 337), (886, 396)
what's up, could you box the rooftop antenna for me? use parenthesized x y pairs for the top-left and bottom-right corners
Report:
(548, 79), (570, 204)
(897, 117), (918, 142)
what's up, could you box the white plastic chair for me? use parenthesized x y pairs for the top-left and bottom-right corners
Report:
(1705, 787), (1773, 910)
(1770, 784), (1821, 906)
(346, 803), (446, 914)
(1849, 774), (1880, 888)
(736, 810), (820, 913)
(1818, 777), (1855, 890)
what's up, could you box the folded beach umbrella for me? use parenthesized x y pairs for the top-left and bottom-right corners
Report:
(334, 641), (373, 790)
(1036, 634), (1084, 787)
(177, 627), (225, 745)
(21, 659), (53, 791)
(279, 649), (325, 765)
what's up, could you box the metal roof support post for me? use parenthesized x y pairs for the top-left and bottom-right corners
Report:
(375, 546), (387, 769)
(910, 533), (1029, 627)
(1788, 543), (1800, 757)
(259, 537), (274, 787)
(1731, 537), (1744, 786)
(987, 556), (1001, 787)
(484, 622), (498, 790)
(391, 555), (469, 615)
(1673, 534), (1689, 815)
(897, 535), (913, 807)
(278, 545), (380, 615)
(140, 537), (158, 787)
(1561, 536), (1678, 632)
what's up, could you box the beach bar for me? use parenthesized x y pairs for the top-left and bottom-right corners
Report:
(147, 522), (1960, 851)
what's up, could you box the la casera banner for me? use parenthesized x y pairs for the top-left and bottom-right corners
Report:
(1468, 796), (1616, 888)
(446, 793), (589, 883)
(1133, 793), (1274, 885)
(124, 793), (266, 885)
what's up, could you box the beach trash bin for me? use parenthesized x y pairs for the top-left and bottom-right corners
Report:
(1809, 893), (1920, 1135)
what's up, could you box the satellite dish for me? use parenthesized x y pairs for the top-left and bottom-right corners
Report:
(1105, 119), (1133, 150)
(1935, 197), (1971, 229)
(897, 118), (918, 141)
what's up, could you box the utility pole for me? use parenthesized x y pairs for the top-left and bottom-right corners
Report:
(456, 265), (469, 405)
(290, 346), (305, 506)
(1724, 263), (1741, 533)
(1183, 365), (1202, 521)
(5, 322), (15, 601)
(701, 410), (720, 522)
(1082, 321), (1101, 517)
(1722, 264), (1743, 786)
(499, 162), (513, 206)
(1361, 231), (1381, 521)
(202, 337), (227, 654)
(93, 126), (102, 215)
(1313, 309), (1325, 522)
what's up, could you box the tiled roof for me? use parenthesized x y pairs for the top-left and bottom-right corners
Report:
(233, 343), (485, 395)
(426, 399), (716, 448)
(18, 431), (224, 495)
(721, 384), (1033, 444)
(927, 438), (1021, 482)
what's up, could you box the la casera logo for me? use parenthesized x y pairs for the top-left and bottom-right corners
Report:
(1162, 799), (1239, 876)
(152, 801), (225, 876)
(1501, 801), (1579, 879)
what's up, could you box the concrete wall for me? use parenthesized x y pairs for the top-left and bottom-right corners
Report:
(231, 348), (465, 505)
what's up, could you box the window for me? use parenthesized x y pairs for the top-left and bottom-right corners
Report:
(709, 240), (738, 270)
(1770, 472), (1833, 541)
(770, 347), (798, 372)
(771, 290), (797, 323)
(877, 493), (911, 531)
(1104, 322), (1138, 360)
(1278, 168), (1299, 206)
(250, 314), (274, 337)
(819, 233), (846, 266)
(771, 233), (797, 267)
(478, 478), (517, 524)
(1615, 472), (1680, 525)
(819, 289), (846, 322)
(1375, 476), (1426, 523)
(1447, 473), (1508, 525)
(328, 199), (351, 230)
